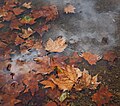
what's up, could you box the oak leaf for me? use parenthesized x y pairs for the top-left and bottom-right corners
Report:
(92, 86), (113, 106)
(81, 52), (101, 65)
(22, 2), (32, 9)
(45, 37), (67, 52)
(64, 4), (76, 14)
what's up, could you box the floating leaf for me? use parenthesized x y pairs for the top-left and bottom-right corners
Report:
(103, 51), (117, 62)
(81, 52), (101, 65)
(22, 2), (32, 9)
(45, 37), (67, 52)
(64, 4), (76, 14)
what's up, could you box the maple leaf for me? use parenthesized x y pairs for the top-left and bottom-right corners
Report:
(3, 11), (14, 21)
(64, 4), (76, 14)
(0, 23), (4, 28)
(36, 25), (49, 35)
(40, 80), (56, 89)
(50, 65), (82, 91)
(23, 72), (43, 95)
(81, 52), (101, 65)
(0, 94), (21, 106)
(68, 52), (82, 65)
(20, 15), (36, 25)
(103, 51), (117, 62)
(21, 28), (34, 39)
(15, 36), (25, 45)
(13, 7), (24, 15)
(74, 69), (100, 91)
(22, 2), (32, 9)
(45, 37), (67, 52)
(10, 19), (21, 30)
(92, 86), (113, 106)
(42, 5), (58, 22)
(45, 101), (57, 106)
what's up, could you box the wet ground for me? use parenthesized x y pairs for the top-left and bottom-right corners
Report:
(0, 0), (120, 105)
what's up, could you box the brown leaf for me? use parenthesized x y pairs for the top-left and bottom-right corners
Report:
(13, 8), (24, 15)
(45, 37), (67, 52)
(22, 2), (32, 9)
(20, 15), (36, 25)
(50, 65), (82, 91)
(0, 23), (4, 28)
(10, 19), (21, 30)
(23, 72), (43, 95)
(92, 86), (113, 106)
(45, 101), (57, 106)
(74, 69), (100, 91)
(103, 51), (117, 62)
(69, 52), (82, 65)
(0, 94), (21, 106)
(36, 25), (49, 35)
(3, 11), (14, 21)
(64, 4), (76, 14)
(15, 36), (25, 45)
(81, 52), (101, 65)
(40, 80), (56, 89)
(21, 28), (34, 39)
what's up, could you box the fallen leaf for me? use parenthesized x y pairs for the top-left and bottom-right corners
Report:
(50, 65), (82, 91)
(22, 2), (32, 9)
(81, 52), (101, 65)
(103, 51), (117, 62)
(69, 52), (82, 65)
(40, 80), (56, 89)
(0, 23), (4, 28)
(3, 11), (14, 21)
(45, 37), (67, 52)
(74, 69), (100, 91)
(92, 86), (113, 106)
(36, 25), (49, 35)
(20, 15), (35, 25)
(45, 101), (57, 106)
(59, 91), (69, 102)
(10, 19), (21, 30)
(15, 36), (25, 45)
(0, 94), (21, 106)
(13, 8), (24, 15)
(21, 28), (34, 39)
(64, 4), (76, 14)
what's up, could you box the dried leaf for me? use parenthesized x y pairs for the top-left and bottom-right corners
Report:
(74, 69), (100, 91)
(40, 80), (56, 89)
(20, 15), (35, 25)
(92, 86), (113, 106)
(45, 37), (67, 52)
(21, 28), (34, 39)
(0, 23), (4, 28)
(13, 8), (24, 15)
(59, 92), (69, 102)
(64, 4), (76, 14)
(15, 36), (25, 45)
(45, 101), (57, 106)
(36, 25), (49, 35)
(22, 2), (32, 9)
(103, 51), (117, 62)
(50, 65), (82, 91)
(10, 19), (21, 30)
(81, 52), (100, 65)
